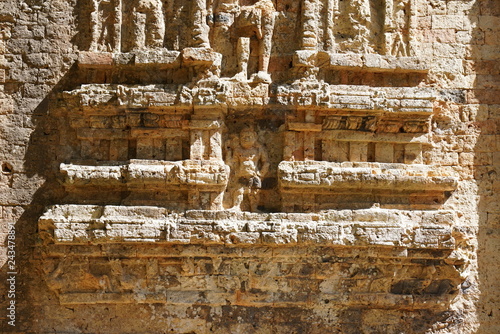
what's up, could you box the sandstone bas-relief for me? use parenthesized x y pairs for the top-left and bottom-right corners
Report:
(58, 83), (445, 212)
(82, 0), (422, 76)
(89, 0), (121, 52)
(125, 0), (165, 51)
(32, 0), (470, 331)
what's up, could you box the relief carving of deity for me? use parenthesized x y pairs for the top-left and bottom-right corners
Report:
(210, 0), (276, 82)
(90, 0), (121, 52)
(226, 127), (269, 212)
(386, 0), (411, 56)
(346, 0), (373, 53)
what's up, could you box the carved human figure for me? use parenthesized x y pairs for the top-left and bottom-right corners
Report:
(347, 0), (372, 52)
(388, 0), (410, 56)
(228, 127), (269, 212)
(129, 0), (165, 50)
(212, 0), (276, 83)
(90, 0), (120, 52)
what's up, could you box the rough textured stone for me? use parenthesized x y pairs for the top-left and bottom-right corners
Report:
(0, 0), (498, 333)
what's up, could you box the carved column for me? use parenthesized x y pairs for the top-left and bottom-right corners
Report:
(407, 0), (417, 56)
(324, 0), (338, 52)
(234, 37), (250, 81)
(188, 120), (223, 161)
(257, 0), (276, 76)
(286, 111), (322, 161)
(190, 129), (205, 160)
(383, 0), (394, 55)
(127, 0), (165, 51)
(114, 0), (122, 52)
(192, 0), (211, 48)
(90, 0), (122, 52)
(301, 0), (319, 50)
(185, 119), (226, 210)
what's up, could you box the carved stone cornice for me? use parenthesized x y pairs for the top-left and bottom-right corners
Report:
(40, 204), (457, 249)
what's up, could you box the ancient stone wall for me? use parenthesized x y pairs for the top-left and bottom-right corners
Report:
(0, 0), (498, 333)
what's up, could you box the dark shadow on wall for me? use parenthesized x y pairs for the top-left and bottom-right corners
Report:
(471, 1), (500, 333)
(0, 2), (77, 333)
(0, 0), (96, 330)
(0, 59), (86, 332)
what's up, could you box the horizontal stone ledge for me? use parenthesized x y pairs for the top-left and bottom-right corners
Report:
(73, 121), (432, 142)
(278, 161), (458, 192)
(76, 127), (188, 140)
(78, 50), (182, 69)
(293, 50), (429, 73)
(288, 122), (323, 132)
(181, 47), (222, 66)
(40, 244), (455, 262)
(79, 50), (428, 73)
(39, 205), (457, 249)
(321, 293), (453, 310)
(185, 120), (223, 130)
(276, 85), (435, 110)
(60, 159), (229, 188)
(330, 54), (429, 73)
(63, 83), (435, 111)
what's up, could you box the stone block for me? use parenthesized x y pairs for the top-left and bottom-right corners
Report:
(78, 52), (113, 68)
(182, 48), (222, 66)
(432, 15), (464, 30)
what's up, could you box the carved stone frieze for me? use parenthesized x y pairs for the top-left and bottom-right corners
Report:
(57, 76), (441, 213)
(80, 0), (424, 82)
(278, 161), (458, 211)
(321, 116), (429, 133)
(66, 83), (434, 112)
(4, 0), (487, 329)
(40, 204), (457, 248)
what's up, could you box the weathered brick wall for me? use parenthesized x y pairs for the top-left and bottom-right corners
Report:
(0, 0), (499, 333)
